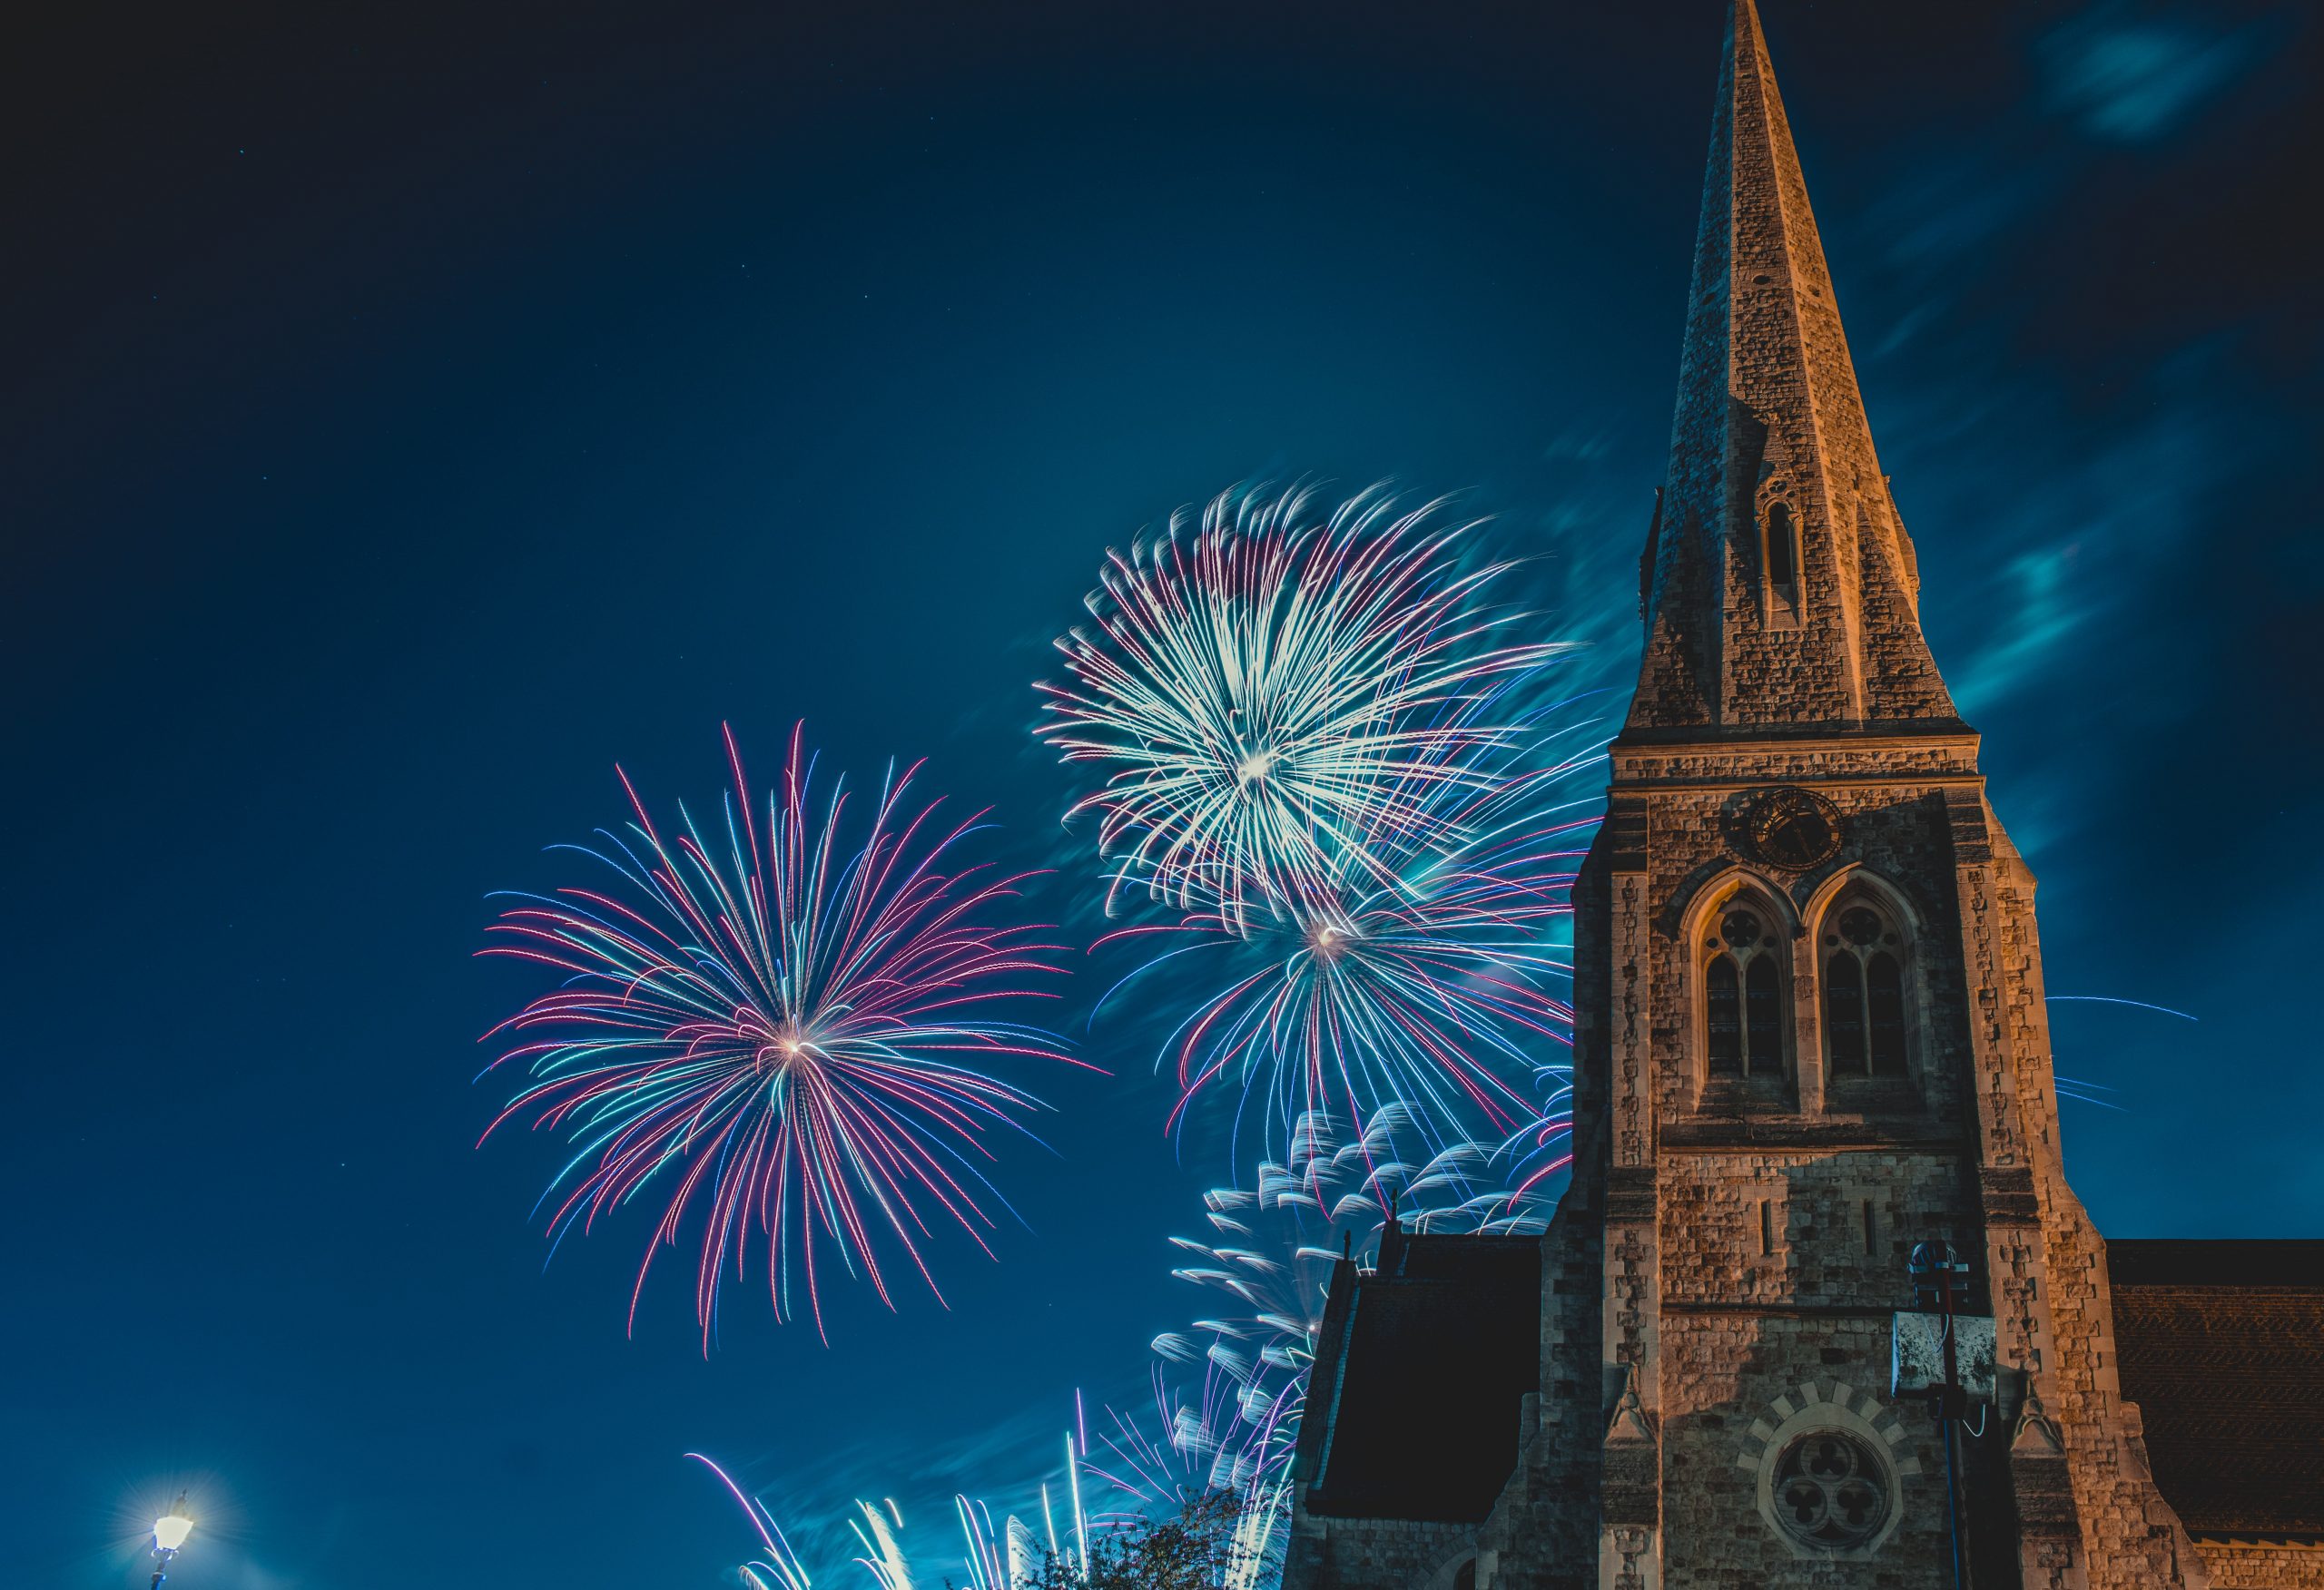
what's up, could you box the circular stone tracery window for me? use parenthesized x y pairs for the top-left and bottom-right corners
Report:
(1770, 1429), (1891, 1551)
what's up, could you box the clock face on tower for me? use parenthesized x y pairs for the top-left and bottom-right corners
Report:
(1738, 786), (1844, 870)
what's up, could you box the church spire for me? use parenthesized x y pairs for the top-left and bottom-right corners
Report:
(1629, 0), (1962, 736)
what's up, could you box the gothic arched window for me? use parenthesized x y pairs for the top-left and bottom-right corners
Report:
(1823, 898), (1908, 1079)
(1765, 499), (1797, 587)
(1705, 901), (1787, 1079)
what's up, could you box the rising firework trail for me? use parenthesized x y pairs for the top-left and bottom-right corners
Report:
(690, 1454), (912, 1590)
(1041, 481), (1576, 932)
(687, 1453), (816, 1590)
(852, 1500), (913, 1590)
(479, 724), (1085, 1344)
(957, 1497), (1009, 1590)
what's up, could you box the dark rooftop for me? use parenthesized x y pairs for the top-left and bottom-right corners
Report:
(1289, 1232), (2324, 1539)
(1295, 1228), (1540, 1524)
(2109, 1238), (2324, 1540)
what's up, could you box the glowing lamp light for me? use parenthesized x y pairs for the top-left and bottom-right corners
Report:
(153, 1501), (194, 1553)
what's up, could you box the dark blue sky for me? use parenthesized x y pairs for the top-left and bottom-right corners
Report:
(5, 3), (2319, 1586)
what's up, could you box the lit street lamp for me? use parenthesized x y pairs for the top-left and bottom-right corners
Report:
(151, 1495), (194, 1589)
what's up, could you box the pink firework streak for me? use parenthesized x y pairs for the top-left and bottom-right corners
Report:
(479, 724), (1087, 1345)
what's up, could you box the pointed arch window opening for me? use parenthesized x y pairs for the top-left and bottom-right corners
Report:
(1704, 901), (1787, 1081)
(1822, 898), (1909, 1080)
(1764, 497), (1800, 597)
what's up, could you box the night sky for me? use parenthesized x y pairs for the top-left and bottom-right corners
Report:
(6, 3), (2320, 1586)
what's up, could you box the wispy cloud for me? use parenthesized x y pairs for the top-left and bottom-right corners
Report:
(2039, 4), (2272, 142)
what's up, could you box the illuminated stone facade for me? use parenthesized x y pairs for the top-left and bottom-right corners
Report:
(1283, 5), (2319, 1588)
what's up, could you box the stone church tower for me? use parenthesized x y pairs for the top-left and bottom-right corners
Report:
(1279, 5), (2307, 1588)
(1499, 2), (2203, 1585)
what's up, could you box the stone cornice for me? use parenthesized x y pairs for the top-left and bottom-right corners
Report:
(1609, 727), (1980, 785)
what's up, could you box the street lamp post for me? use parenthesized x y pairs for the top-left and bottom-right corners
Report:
(151, 1494), (194, 1590)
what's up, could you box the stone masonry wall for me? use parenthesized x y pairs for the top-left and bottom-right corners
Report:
(1658, 1152), (1969, 1309)
(1659, 1316), (1954, 1590)
(1285, 1516), (1476, 1590)
(2194, 1542), (2324, 1589)
(1961, 816), (2205, 1590)
(1539, 733), (2198, 1589)
(1634, 767), (1989, 1588)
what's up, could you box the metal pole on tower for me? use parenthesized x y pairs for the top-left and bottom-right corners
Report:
(1911, 1241), (1970, 1590)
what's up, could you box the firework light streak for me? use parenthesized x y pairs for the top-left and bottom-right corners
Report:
(1068, 1432), (1089, 1578)
(1082, 1371), (1289, 1590)
(1104, 741), (1599, 1167)
(853, 1500), (913, 1590)
(1006, 1516), (1041, 1590)
(1041, 482), (1577, 931)
(690, 1453), (914, 1590)
(2045, 994), (2194, 1109)
(957, 1497), (1009, 1590)
(1138, 1113), (1553, 1590)
(478, 724), (1084, 1344)
(688, 1452), (817, 1590)
(1083, 1370), (1251, 1526)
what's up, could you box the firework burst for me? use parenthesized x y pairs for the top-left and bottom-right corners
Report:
(1103, 741), (1598, 1167)
(1041, 481), (1574, 931)
(479, 724), (1081, 1344)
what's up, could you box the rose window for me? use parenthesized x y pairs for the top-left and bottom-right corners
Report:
(1770, 1429), (1891, 1550)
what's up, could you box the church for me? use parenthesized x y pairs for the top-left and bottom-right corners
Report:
(1279, 6), (2322, 1589)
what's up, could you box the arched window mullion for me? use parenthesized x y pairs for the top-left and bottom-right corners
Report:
(1744, 956), (1783, 1077)
(1866, 953), (1905, 1077)
(1825, 953), (1866, 1076)
(1707, 954), (1743, 1076)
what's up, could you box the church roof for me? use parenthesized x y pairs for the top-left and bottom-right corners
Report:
(1290, 1232), (2324, 1539)
(1292, 1230), (1540, 1523)
(2109, 1239), (2324, 1540)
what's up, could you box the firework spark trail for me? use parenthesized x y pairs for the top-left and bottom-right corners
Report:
(688, 1453), (817, 1590)
(1099, 733), (1600, 1169)
(851, 1501), (914, 1590)
(1042, 481), (1580, 933)
(479, 724), (1088, 1344)
(1082, 1369), (1300, 1590)
(690, 1454), (914, 1590)
(1134, 1114), (1551, 1590)
(957, 1497), (1009, 1590)
(1084, 1369), (1255, 1527)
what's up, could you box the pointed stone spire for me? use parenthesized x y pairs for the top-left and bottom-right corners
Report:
(1629, 0), (1962, 736)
